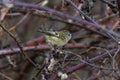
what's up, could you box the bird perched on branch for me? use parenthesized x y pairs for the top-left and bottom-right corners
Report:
(38, 30), (71, 48)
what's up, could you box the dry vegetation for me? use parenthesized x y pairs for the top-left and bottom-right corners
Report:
(0, 0), (120, 80)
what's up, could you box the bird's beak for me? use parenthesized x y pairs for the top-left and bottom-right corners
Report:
(38, 30), (59, 38)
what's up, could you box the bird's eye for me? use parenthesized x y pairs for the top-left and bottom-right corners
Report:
(55, 32), (59, 36)
(68, 33), (71, 36)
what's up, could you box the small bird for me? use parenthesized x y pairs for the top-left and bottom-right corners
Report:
(38, 30), (71, 47)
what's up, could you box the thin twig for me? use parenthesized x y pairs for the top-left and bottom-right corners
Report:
(9, 8), (108, 37)
(66, 0), (119, 44)
(1, 1), (118, 41)
(116, 0), (120, 17)
(11, 1), (120, 44)
(0, 72), (13, 80)
(66, 48), (118, 74)
(86, 70), (113, 80)
(9, 12), (31, 32)
(0, 24), (37, 68)
(101, 0), (117, 8)
(0, 43), (86, 57)
(48, 48), (118, 80)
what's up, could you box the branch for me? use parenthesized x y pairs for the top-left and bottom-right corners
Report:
(0, 43), (86, 58)
(0, 24), (38, 67)
(66, 48), (117, 73)
(101, 0), (117, 8)
(0, 1), (119, 43)
(66, 0), (119, 44)
(10, 8), (108, 37)
(116, 0), (120, 17)
(23, 36), (45, 46)
(48, 48), (118, 80)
